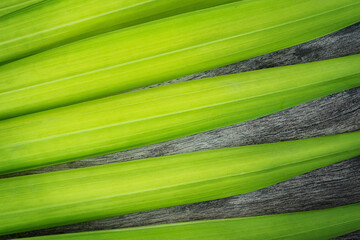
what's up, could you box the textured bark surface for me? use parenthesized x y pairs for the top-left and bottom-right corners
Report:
(2, 22), (359, 240)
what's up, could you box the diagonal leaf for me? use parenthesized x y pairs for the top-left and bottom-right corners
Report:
(1, 54), (360, 174)
(1, 0), (359, 119)
(14, 203), (360, 240)
(0, 0), (241, 64)
(0, 131), (359, 236)
(0, 0), (43, 18)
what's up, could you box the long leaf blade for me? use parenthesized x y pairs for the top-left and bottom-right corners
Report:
(0, 0), (43, 18)
(0, 131), (359, 236)
(14, 203), (360, 240)
(0, 0), (240, 63)
(1, 54), (360, 174)
(1, 0), (359, 119)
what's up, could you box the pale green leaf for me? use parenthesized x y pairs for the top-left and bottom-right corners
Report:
(1, 0), (359, 119)
(0, 0), (241, 63)
(15, 203), (360, 240)
(0, 54), (359, 174)
(0, 0), (43, 18)
(0, 131), (359, 236)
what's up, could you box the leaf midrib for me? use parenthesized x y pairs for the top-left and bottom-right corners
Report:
(0, 149), (353, 216)
(3, 72), (359, 149)
(0, 0), (156, 46)
(2, 1), (357, 95)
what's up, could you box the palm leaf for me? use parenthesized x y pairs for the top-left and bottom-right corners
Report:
(0, 131), (359, 236)
(15, 204), (360, 240)
(0, 0), (240, 63)
(1, 54), (359, 174)
(1, 0), (359, 118)
(0, 0), (43, 17)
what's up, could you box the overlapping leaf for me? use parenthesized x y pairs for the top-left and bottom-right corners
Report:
(0, 0), (43, 17)
(0, 131), (359, 236)
(1, 54), (359, 174)
(0, 0), (240, 63)
(1, 0), (359, 119)
(15, 203), (360, 240)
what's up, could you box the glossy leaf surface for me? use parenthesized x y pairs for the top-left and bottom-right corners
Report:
(1, 54), (360, 174)
(1, 0), (359, 118)
(16, 203), (360, 240)
(0, 131), (359, 236)
(0, 0), (43, 17)
(0, 0), (240, 63)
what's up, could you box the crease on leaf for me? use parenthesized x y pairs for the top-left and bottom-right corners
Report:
(2, 1), (357, 95)
(0, 0), (156, 46)
(0, 149), (346, 212)
(2, 71), (358, 149)
(1, 0), (360, 120)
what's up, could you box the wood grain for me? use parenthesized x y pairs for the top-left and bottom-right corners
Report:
(2, 22), (359, 240)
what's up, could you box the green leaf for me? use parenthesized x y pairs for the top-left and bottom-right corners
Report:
(1, 0), (359, 119)
(0, 0), (43, 18)
(1, 131), (359, 236)
(15, 203), (360, 240)
(0, 0), (241, 64)
(1, 54), (360, 174)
